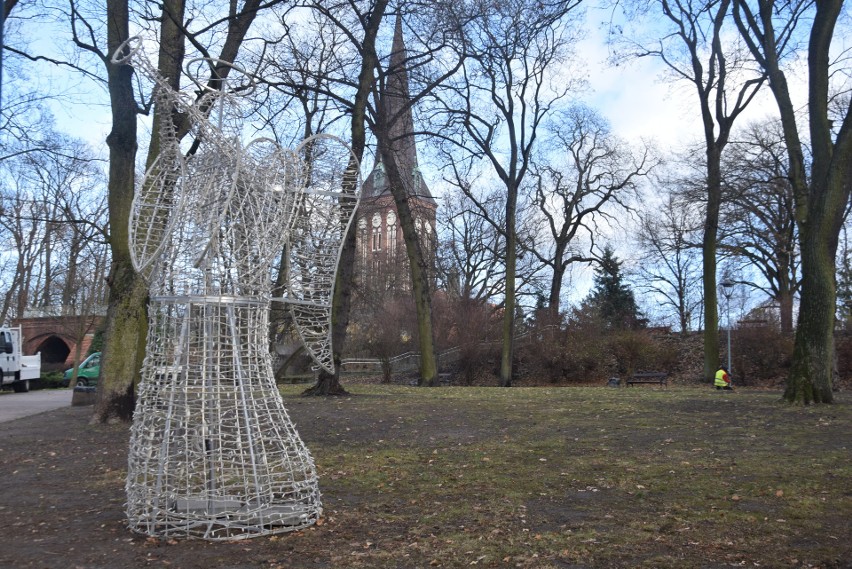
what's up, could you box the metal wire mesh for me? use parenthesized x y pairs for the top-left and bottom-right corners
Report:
(114, 39), (360, 540)
(287, 136), (362, 371)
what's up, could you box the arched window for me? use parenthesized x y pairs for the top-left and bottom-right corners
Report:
(371, 213), (382, 252)
(387, 211), (397, 259)
(424, 221), (433, 257)
(358, 217), (367, 264)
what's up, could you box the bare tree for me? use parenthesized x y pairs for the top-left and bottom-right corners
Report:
(837, 221), (852, 331)
(733, 0), (852, 403)
(370, 10), (442, 386)
(612, 0), (766, 383)
(636, 191), (704, 334)
(0, 130), (106, 323)
(65, 0), (290, 421)
(1, 2), (92, 163)
(0, 174), (43, 321)
(529, 103), (656, 316)
(720, 118), (799, 333)
(269, 2), (471, 388)
(432, 0), (583, 386)
(1, 4), (111, 327)
(255, 9), (355, 390)
(436, 189), (506, 304)
(296, 0), (393, 394)
(22, 138), (106, 304)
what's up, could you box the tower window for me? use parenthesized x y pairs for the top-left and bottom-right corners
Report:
(372, 213), (382, 251)
(387, 211), (397, 259)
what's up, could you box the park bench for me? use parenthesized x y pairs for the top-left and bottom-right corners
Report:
(626, 371), (668, 388)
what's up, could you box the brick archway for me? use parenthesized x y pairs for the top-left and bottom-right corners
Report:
(12, 316), (103, 367)
(31, 335), (72, 366)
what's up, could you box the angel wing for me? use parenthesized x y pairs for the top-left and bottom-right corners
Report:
(285, 134), (362, 374)
(128, 148), (188, 279)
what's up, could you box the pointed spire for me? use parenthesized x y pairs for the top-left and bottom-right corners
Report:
(385, 12), (418, 177)
(362, 12), (435, 204)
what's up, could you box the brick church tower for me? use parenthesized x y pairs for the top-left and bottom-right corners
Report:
(356, 14), (437, 294)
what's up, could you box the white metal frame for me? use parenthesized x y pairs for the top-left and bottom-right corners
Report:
(114, 38), (360, 540)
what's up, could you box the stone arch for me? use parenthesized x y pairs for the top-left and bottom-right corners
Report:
(32, 335), (72, 367)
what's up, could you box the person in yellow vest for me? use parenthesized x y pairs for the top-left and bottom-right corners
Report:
(715, 367), (732, 390)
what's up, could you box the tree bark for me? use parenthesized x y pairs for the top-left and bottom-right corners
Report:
(94, 0), (146, 423)
(778, 287), (794, 334)
(702, 150), (722, 383)
(547, 242), (566, 318)
(378, 144), (438, 387)
(787, 213), (836, 403)
(500, 187), (518, 387)
(302, 220), (356, 396)
(783, 0), (846, 404)
(628, 0), (763, 381)
(145, 0), (185, 170)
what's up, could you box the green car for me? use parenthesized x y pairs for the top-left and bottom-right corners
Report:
(62, 352), (101, 387)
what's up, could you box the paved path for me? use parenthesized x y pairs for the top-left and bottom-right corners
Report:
(0, 389), (73, 423)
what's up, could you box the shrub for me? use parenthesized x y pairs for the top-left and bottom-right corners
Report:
(833, 333), (852, 383)
(34, 371), (66, 390)
(608, 331), (677, 377)
(515, 310), (677, 384)
(729, 326), (793, 385)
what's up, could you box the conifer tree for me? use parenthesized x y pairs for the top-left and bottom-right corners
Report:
(585, 246), (644, 330)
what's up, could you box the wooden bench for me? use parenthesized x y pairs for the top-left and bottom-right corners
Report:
(626, 372), (668, 388)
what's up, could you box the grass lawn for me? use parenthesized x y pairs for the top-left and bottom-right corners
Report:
(0, 384), (848, 568)
(281, 384), (851, 568)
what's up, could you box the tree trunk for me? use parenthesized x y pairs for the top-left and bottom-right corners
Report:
(380, 147), (438, 387)
(94, 0), (145, 423)
(95, 261), (147, 422)
(702, 152), (722, 383)
(787, 223), (835, 403)
(784, 154), (846, 403)
(145, 0), (185, 171)
(547, 242), (566, 317)
(302, 221), (356, 397)
(500, 189), (518, 387)
(61, 232), (82, 307)
(302, 0), (390, 396)
(678, 285), (689, 336)
(778, 288), (794, 334)
(42, 220), (53, 307)
(773, 0), (847, 403)
(303, 368), (349, 396)
(369, 1), (437, 387)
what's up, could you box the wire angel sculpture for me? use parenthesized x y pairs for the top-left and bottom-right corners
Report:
(114, 38), (361, 540)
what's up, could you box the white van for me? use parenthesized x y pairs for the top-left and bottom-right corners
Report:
(1, 326), (42, 393)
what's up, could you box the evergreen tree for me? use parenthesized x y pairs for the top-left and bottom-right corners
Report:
(585, 246), (644, 330)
